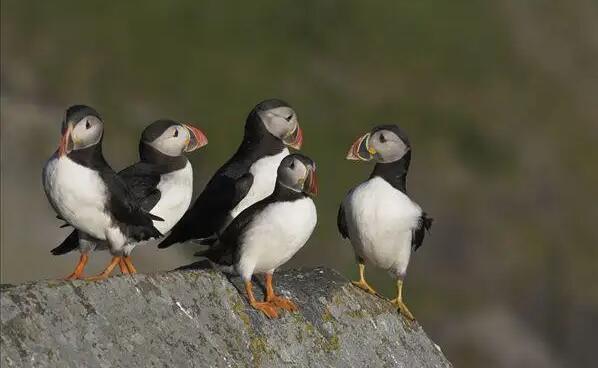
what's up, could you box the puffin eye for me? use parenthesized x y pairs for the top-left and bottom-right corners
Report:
(85, 120), (91, 129)
(173, 129), (179, 138)
(379, 134), (386, 143)
(285, 113), (294, 122)
(290, 161), (295, 170)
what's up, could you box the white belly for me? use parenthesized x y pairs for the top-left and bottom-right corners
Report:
(150, 162), (194, 234)
(230, 149), (289, 218)
(344, 177), (422, 275)
(43, 155), (111, 240)
(237, 197), (317, 280)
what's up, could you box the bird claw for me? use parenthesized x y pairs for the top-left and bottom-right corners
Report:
(390, 298), (415, 321)
(64, 273), (84, 281)
(351, 279), (380, 296)
(251, 301), (279, 319)
(268, 296), (298, 312)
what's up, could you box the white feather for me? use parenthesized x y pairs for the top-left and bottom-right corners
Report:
(43, 155), (112, 241)
(230, 148), (289, 218)
(150, 161), (194, 234)
(343, 176), (422, 276)
(236, 197), (317, 280)
(122, 161), (194, 255)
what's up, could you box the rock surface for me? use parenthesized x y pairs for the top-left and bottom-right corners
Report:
(1, 267), (451, 367)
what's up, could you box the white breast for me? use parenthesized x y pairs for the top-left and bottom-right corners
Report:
(42, 155), (111, 240)
(230, 148), (289, 218)
(236, 197), (317, 280)
(150, 162), (194, 234)
(344, 177), (422, 275)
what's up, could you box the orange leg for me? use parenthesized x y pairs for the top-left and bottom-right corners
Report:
(245, 280), (278, 318)
(64, 253), (89, 280)
(265, 273), (298, 312)
(119, 258), (129, 274)
(85, 256), (121, 281)
(123, 256), (137, 274)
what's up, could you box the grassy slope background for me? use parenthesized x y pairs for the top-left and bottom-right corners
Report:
(1, 1), (597, 367)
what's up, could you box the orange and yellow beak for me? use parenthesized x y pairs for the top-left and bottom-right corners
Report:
(346, 132), (375, 161)
(283, 124), (303, 150)
(183, 123), (208, 152)
(305, 165), (318, 196)
(58, 122), (74, 157)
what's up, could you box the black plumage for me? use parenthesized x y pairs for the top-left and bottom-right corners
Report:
(195, 183), (307, 264)
(158, 99), (293, 248)
(412, 213), (433, 252)
(51, 128), (189, 255)
(64, 117), (162, 241)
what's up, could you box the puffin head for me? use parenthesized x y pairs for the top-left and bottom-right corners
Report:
(58, 105), (104, 157)
(141, 119), (208, 157)
(248, 98), (303, 150)
(277, 154), (318, 196)
(346, 124), (411, 163)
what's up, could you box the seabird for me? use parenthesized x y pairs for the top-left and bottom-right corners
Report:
(158, 98), (303, 249)
(197, 154), (318, 318)
(337, 124), (433, 320)
(50, 119), (207, 279)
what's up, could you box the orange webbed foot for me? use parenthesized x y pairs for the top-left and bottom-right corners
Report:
(63, 253), (89, 280)
(250, 301), (279, 319)
(268, 296), (298, 312)
(85, 256), (120, 281)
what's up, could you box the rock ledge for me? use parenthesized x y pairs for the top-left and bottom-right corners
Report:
(1, 267), (451, 367)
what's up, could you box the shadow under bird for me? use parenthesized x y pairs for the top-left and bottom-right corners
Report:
(196, 154), (318, 318)
(337, 125), (433, 320)
(50, 119), (208, 279)
(42, 105), (165, 279)
(158, 99), (303, 249)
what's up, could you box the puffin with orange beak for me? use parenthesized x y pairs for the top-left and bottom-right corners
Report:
(338, 125), (433, 321)
(159, 98), (303, 249)
(196, 154), (318, 318)
(43, 105), (163, 280)
(51, 119), (208, 280)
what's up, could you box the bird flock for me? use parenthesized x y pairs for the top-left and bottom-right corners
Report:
(42, 99), (432, 321)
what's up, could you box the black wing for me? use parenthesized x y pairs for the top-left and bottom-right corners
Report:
(232, 173), (254, 205)
(98, 166), (163, 241)
(412, 212), (433, 252)
(51, 230), (79, 255)
(158, 172), (254, 248)
(337, 202), (349, 239)
(118, 163), (162, 212)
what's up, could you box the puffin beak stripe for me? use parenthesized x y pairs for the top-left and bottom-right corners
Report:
(305, 166), (318, 196)
(283, 124), (303, 150)
(58, 122), (73, 157)
(183, 123), (208, 152)
(346, 132), (374, 161)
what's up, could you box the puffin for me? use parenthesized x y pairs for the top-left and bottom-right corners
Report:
(158, 98), (303, 249)
(196, 154), (318, 318)
(50, 119), (208, 279)
(337, 125), (433, 320)
(43, 105), (164, 280)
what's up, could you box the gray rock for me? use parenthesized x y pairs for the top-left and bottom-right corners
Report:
(1, 267), (451, 367)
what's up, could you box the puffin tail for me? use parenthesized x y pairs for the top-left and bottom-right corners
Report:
(51, 230), (79, 255)
(126, 223), (163, 243)
(193, 240), (233, 265)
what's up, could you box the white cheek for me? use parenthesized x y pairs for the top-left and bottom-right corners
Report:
(158, 138), (185, 156)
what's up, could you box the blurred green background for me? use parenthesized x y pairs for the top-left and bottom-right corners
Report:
(1, 1), (597, 367)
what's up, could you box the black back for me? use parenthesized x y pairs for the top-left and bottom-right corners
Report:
(52, 136), (187, 254)
(195, 182), (307, 264)
(158, 101), (289, 248)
